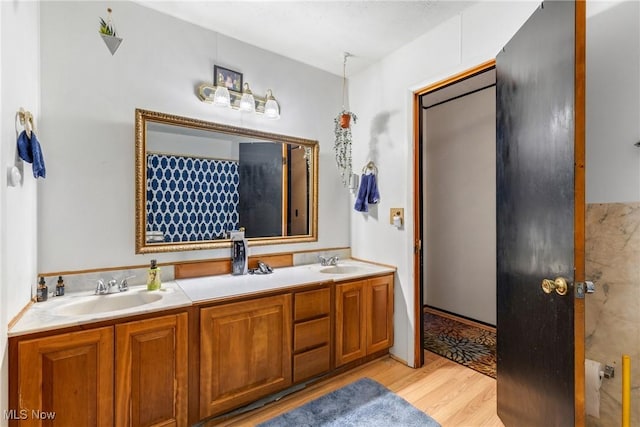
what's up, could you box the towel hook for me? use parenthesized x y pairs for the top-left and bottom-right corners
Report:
(362, 161), (378, 175)
(18, 108), (34, 138)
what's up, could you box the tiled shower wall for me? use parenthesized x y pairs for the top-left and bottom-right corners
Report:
(585, 202), (639, 426)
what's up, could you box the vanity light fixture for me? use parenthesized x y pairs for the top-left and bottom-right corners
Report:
(239, 82), (256, 113)
(264, 89), (280, 120)
(197, 83), (280, 119)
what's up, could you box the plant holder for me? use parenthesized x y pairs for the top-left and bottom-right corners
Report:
(340, 113), (351, 129)
(99, 8), (122, 56)
(333, 110), (357, 187)
(333, 52), (357, 187)
(100, 34), (123, 55)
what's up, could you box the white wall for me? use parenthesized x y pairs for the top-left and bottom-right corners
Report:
(0, 2), (40, 423)
(349, 1), (538, 366)
(586, 0), (640, 203)
(39, 1), (347, 273)
(424, 87), (496, 325)
(0, 4), (4, 421)
(147, 128), (238, 160)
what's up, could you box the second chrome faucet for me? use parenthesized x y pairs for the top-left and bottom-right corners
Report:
(318, 255), (339, 266)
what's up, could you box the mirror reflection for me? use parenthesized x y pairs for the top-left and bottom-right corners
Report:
(135, 109), (318, 254)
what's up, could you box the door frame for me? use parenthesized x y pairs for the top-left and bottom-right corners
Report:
(411, 59), (496, 368)
(574, 1), (587, 423)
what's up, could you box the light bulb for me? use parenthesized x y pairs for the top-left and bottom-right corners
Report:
(213, 86), (230, 107)
(239, 82), (256, 113)
(264, 89), (280, 120)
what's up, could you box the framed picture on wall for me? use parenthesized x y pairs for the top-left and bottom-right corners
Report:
(214, 65), (243, 92)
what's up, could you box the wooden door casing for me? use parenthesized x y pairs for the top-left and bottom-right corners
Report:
(15, 327), (113, 427)
(115, 313), (188, 427)
(199, 294), (292, 419)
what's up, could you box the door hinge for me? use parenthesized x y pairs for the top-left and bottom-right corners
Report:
(414, 240), (422, 254)
(575, 281), (595, 299)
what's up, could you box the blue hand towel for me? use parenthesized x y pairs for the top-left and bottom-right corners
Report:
(367, 173), (380, 205)
(354, 174), (370, 212)
(354, 173), (380, 212)
(17, 130), (46, 178)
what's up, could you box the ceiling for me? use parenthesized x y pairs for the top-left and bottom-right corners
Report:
(137, 1), (476, 77)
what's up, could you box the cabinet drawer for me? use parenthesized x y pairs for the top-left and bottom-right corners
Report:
(294, 288), (330, 321)
(293, 345), (330, 383)
(294, 317), (330, 352)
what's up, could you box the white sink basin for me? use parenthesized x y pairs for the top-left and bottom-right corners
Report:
(319, 265), (370, 275)
(53, 290), (163, 316)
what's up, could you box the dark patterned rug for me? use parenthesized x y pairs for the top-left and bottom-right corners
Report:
(423, 310), (497, 378)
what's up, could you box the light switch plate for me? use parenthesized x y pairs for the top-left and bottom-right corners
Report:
(389, 208), (404, 225)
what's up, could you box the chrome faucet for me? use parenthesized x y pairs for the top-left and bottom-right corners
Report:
(318, 255), (339, 266)
(118, 276), (133, 292)
(95, 276), (133, 295)
(95, 279), (109, 295)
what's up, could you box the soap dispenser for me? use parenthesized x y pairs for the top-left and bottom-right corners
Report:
(37, 277), (48, 302)
(55, 276), (65, 296)
(230, 229), (248, 275)
(147, 259), (161, 291)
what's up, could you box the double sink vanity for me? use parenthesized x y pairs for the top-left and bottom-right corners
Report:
(7, 109), (395, 426)
(8, 259), (395, 426)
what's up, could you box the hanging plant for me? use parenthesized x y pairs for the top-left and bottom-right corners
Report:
(333, 53), (356, 187)
(99, 8), (123, 56)
(333, 110), (357, 187)
(99, 16), (117, 37)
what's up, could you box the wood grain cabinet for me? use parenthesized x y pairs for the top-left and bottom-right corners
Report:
(199, 294), (292, 419)
(10, 272), (394, 425)
(292, 287), (331, 382)
(115, 313), (188, 427)
(335, 274), (394, 367)
(10, 312), (188, 427)
(13, 327), (114, 427)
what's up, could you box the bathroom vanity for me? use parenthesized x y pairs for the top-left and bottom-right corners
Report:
(8, 260), (394, 426)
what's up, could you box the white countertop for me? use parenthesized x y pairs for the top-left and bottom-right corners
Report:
(9, 259), (394, 337)
(9, 281), (192, 337)
(175, 259), (395, 303)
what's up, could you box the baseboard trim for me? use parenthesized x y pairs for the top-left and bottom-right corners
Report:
(423, 306), (496, 332)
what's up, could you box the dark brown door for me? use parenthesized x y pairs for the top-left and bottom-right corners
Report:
(238, 142), (283, 237)
(496, 1), (585, 426)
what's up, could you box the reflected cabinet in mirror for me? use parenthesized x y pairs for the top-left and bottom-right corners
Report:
(135, 109), (318, 254)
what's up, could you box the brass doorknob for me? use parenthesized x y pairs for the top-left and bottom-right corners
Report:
(541, 277), (568, 296)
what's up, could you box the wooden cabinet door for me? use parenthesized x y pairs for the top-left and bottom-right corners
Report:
(16, 327), (113, 427)
(115, 313), (188, 427)
(335, 280), (366, 367)
(199, 294), (292, 419)
(366, 275), (394, 354)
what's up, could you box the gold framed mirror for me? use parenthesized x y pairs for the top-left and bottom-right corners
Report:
(135, 109), (318, 254)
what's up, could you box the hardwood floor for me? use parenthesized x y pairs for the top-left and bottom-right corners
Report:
(205, 351), (505, 426)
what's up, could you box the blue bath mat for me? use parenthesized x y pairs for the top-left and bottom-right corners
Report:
(258, 377), (441, 426)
